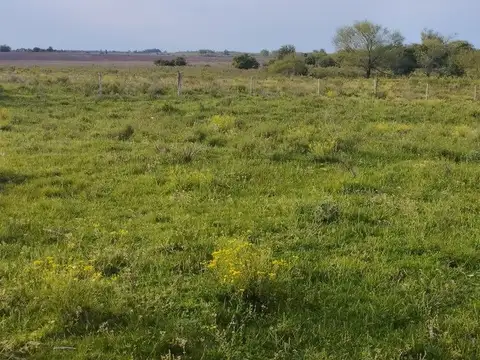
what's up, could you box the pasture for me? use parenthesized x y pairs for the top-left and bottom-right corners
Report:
(1, 65), (480, 359)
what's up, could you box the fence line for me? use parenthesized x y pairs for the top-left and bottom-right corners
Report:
(1, 73), (480, 102)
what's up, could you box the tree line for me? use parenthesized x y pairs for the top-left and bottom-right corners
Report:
(1, 46), (57, 53)
(233, 20), (479, 78)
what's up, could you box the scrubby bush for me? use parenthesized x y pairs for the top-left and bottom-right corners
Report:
(268, 56), (308, 76)
(174, 56), (187, 66)
(232, 54), (260, 70)
(277, 45), (296, 59)
(439, 59), (465, 77)
(318, 56), (337, 67)
(305, 54), (317, 66)
(153, 57), (187, 67)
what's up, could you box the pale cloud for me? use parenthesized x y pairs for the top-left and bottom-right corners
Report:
(1, 0), (478, 51)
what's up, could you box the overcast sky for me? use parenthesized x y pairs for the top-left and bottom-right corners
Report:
(1, 0), (479, 52)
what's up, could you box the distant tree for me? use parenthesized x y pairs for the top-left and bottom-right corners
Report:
(277, 45), (296, 59)
(232, 53), (260, 69)
(33, 47), (41, 52)
(0, 44), (11, 52)
(47, 46), (54, 52)
(333, 21), (404, 78)
(223, 49), (230, 56)
(260, 49), (270, 57)
(154, 57), (187, 67)
(142, 48), (162, 54)
(199, 49), (215, 55)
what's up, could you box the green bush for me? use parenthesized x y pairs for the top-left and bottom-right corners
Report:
(277, 44), (296, 59)
(305, 54), (317, 66)
(268, 56), (308, 76)
(153, 57), (187, 67)
(232, 54), (260, 70)
(318, 56), (337, 67)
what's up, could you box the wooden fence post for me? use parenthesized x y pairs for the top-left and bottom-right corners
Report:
(317, 79), (320, 95)
(425, 83), (429, 100)
(98, 73), (103, 97)
(373, 77), (378, 97)
(177, 71), (183, 96)
(250, 77), (254, 95)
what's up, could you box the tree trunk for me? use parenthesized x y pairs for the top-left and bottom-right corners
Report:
(366, 67), (371, 78)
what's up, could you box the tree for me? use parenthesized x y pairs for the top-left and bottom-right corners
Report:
(387, 46), (418, 76)
(47, 46), (54, 52)
(223, 50), (230, 56)
(450, 40), (475, 53)
(277, 45), (296, 59)
(0, 45), (11, 52)
(232, 54), (259, 69)
(333, 21), (404, 78)
(260, 49), (270, 57)
(416, 29), (450, 76)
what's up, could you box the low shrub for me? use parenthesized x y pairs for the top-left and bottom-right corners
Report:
(154, 57), (187, 67)
(268, 56), (308, 76)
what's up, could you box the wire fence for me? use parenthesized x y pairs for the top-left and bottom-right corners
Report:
(1, 71), (480, 103)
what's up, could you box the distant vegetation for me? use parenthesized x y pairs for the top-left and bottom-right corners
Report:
(2, 19), (479, 78)
(154, 57), (187, 67)
(199, 49), (216, 56)
(232, 53), (259, 69)
(260, 21), (479, 78)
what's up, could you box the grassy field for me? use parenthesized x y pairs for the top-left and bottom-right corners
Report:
(1, 65), (480, 359)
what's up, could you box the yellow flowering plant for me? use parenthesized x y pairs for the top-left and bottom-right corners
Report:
(210, 114), (235, 132)
(32, 257), (103, 283)
(206, 238), (292, 294)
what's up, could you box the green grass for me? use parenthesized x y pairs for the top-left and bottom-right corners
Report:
(1, 66), (480, 359)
